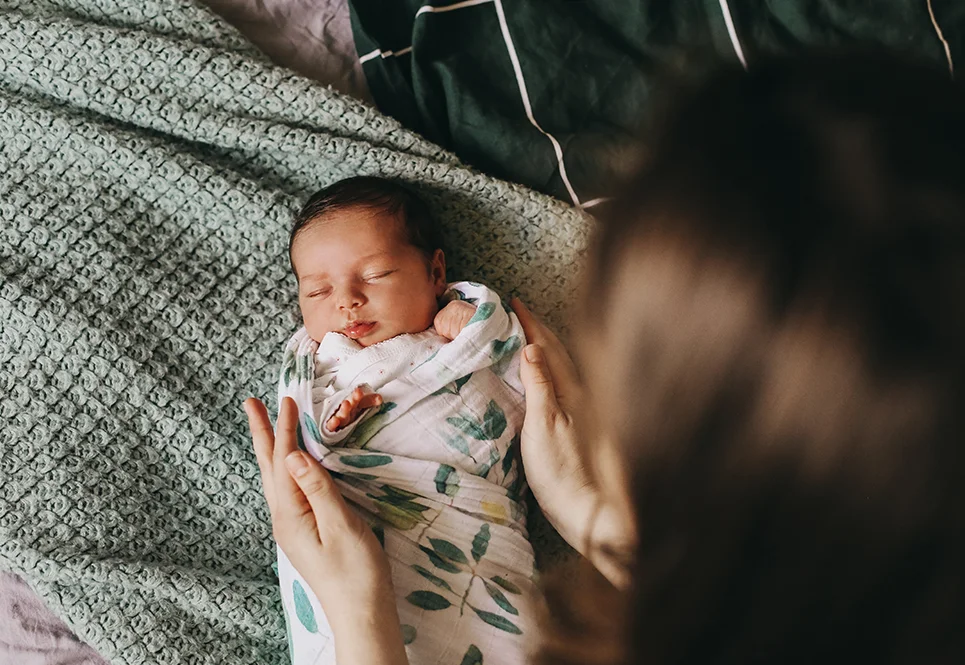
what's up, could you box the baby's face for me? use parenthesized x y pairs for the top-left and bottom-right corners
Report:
(291, 207), (447, 347)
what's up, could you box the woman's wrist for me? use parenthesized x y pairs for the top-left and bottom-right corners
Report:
(310, 566), (409, 665)
(329, 597), (409, 665)
(540, 484), (633, 589)
(539, 481), (600, 556)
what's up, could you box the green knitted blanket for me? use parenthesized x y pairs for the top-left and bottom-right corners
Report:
(0, 2), (588, 663)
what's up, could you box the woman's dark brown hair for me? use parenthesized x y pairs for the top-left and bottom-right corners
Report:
(538, 55), (965, 665)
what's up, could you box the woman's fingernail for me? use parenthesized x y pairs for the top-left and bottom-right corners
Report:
(286, 452), (310, 477)
(524, 344), (540, 362)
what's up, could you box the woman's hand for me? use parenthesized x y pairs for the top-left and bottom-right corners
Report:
(510, 299), (632, 588)
(244, 397), (409, 665)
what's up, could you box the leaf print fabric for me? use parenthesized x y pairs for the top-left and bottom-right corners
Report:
(292, 580), (318, 634)
(460, 645), (484, 665)
(472, 608), (522, 635)
(471, 524), (490, 563)
(407, 590), (452, 611)
(275, 281), (536, 665)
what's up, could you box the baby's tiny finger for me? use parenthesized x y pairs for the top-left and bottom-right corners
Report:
(337, 399), (353, 420)
(357, 393), (383, 410)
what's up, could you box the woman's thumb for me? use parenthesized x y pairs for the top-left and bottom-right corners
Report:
(520, 344), (560, 412)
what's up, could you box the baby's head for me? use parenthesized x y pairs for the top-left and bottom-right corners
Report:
(289, 177), (447, 346)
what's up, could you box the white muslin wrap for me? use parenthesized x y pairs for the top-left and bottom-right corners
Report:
(276, 281), (539, 665)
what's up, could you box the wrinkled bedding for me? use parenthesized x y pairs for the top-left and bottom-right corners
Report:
(200, 0), (370, 102)
(1, 2), (362, 664)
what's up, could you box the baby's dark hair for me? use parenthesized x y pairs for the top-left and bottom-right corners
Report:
(537, 54), (965, 665)
(289, 176), (443, 277)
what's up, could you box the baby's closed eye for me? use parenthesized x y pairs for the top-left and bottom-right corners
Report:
(364, 270), (396, 282)
(307, 286), (332, 298)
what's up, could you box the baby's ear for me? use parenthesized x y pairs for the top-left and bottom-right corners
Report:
(430, 249), (447, 296)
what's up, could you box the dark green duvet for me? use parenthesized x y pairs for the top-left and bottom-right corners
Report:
(351, 0), (964, 206)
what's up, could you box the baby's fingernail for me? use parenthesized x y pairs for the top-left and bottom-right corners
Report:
(286, 452), (310, 477)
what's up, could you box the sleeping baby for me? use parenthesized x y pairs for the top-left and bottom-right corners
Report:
(276, 176), (538, 665)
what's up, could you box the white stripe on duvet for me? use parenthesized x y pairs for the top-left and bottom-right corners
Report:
(493, 0), (582, 207)
(927, 0), (955, 78)
(718, 0), (748, 70)
(360, 46), (414, 63)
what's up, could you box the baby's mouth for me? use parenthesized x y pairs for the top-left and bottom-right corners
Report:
(343, 321), (376, 339)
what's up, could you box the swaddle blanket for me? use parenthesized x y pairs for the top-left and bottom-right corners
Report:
(276, 281), (538, 665)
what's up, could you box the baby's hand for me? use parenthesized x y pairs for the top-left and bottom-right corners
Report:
(326, 386), (383, 432)
(434, 300), (477, 341)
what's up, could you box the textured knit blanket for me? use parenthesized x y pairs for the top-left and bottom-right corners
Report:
(0, 2), (588, 665)
(278, 281), (537, 665)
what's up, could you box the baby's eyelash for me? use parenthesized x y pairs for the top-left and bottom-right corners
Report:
(308, 288), (331, 298)
(366, 270), (395, 281)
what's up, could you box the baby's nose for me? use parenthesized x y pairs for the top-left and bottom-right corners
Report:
(337, 287), (366, 309)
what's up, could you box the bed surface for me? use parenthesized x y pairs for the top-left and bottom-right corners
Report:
(200, 0), (371, 102)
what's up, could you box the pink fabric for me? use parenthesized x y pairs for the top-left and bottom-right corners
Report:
(0, 572), (108, 665)
(200, 0), (371, 102)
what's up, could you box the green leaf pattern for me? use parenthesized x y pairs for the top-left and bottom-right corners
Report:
(490, 576), (522, 595)
(419, 544), (463, 574)
(467, 301), (495, 325)
(490, 334), (522, 376)
(460, 645), (483, 665)
(483, 579), (519, 616)
(368, 485), (430, 531)
(471, 607), (522, 635)
(346, 401), (397, 448)
(303, 414), (322, 444)
(412, 565), (454, 592)
(407, 590), (451, 611)
(428, 538), (469, 565)
(434, 464), (460, 497)
(282, 348), (296, 387)
(471, 524), (490, 563)
(340, 454), (393, 468)
(445, 434), (474, 458)
(292, 579), (318, 634)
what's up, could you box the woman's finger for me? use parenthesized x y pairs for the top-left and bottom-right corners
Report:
(511, 298), (582, 406)
(244, 398), (277, 513)
(285, 450), (356, 537)
(273, 397), (307, 517)
(519, 343), (563, 418)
